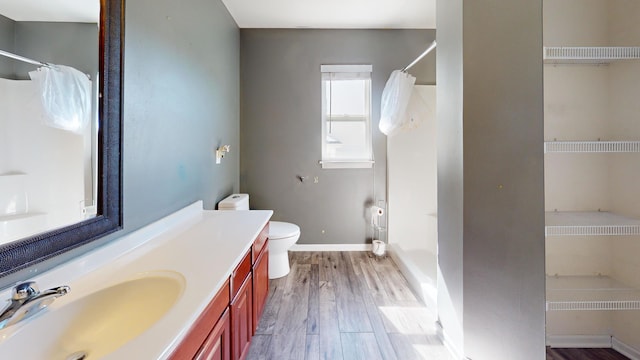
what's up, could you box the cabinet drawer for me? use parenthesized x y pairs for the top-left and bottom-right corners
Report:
(169, 279), (230, 359)
(231, 250), (252, 300)
(252, 223), (269, 264)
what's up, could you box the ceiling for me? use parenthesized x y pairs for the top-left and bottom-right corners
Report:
(222, 0), (436, 29)
(0, 0), (435, 29)
(0, 0), (98, 23)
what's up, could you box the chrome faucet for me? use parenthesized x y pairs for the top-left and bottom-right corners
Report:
(0, 281), (70, 330)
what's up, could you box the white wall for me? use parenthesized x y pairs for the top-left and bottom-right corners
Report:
(0, 78), (85, 242)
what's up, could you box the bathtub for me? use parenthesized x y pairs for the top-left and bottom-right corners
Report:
(0, 212), (47, 246)
(388, 244), (437, 313)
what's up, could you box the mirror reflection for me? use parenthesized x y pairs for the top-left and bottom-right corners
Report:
(0, 0), (100, 246)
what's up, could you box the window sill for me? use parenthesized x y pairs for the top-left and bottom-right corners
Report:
(319, 160), (374, 169)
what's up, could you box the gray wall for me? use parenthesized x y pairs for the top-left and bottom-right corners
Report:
(436, 0), (465, 352)
(1, 0), (240, 286)
(0, 15), (15, 78)
(122, 0), (240, 229)
(438, 0), (546, 358)
(13, 22), (98, 80)
(240, 29), (435, 245)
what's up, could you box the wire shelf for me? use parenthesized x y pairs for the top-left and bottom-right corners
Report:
(547, 301), (640, 311)
(544, 47), (640, 64)
(546, 276), (640, 311)
(544, 141), (640, 153)
(545, 211), (640, 236)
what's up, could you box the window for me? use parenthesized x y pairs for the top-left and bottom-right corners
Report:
(320, 64), (373, 169)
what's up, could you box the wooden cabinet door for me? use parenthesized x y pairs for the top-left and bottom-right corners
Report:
(231, 273), (253, 360)
(252, 242), (269, 333)
(169, 280), (230, 360)
(195, 308), (231, 360)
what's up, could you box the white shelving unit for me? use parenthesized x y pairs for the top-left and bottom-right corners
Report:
(547, 276), (640, 311)
(544, 47), (640, 306)
(545, 212), (640, 312)
(544, 141), (640, 153)
(545, 211), (640, 236)
(544, 46), (640, 64)
(544, 0), (640, 351)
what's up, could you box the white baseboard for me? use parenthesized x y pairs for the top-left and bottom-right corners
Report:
(289, 244), (372, 252)
(546, 335), (640, 359)
(546, 335), (612, 348)
(613, 337), (640, 360)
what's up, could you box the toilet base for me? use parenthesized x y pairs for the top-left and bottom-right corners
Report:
(269, 251), (291, 279)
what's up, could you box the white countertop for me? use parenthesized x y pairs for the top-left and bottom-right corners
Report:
(0, 202), (272, 359)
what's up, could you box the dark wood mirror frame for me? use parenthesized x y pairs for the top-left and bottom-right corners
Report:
(0, 0), (124, 277)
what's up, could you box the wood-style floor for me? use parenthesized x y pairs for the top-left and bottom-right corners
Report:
(247, 251), (631, 360)
(547, 347), (630, 360)
(246, 251), (451, 360)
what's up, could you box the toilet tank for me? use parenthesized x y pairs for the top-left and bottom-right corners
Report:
(218, 194), (249, 210)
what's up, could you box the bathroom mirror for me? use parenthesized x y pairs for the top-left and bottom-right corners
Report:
(0, 0), (123, 277)
(0, 2), (100, 245)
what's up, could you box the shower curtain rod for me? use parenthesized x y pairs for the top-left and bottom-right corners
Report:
(402, 40), (437, 72)
(0, 49), (50, 68)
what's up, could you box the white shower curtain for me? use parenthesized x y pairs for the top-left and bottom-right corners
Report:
(379, 70), (416, 136)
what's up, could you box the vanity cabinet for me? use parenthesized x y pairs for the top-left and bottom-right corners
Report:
(169, 279), (231, 359)
(169, 223), (270, 360)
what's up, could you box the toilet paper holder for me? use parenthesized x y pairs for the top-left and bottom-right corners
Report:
(368, 202), (387, 256)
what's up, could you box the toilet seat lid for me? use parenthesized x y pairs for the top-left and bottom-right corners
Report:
(269, 221), (300, 240)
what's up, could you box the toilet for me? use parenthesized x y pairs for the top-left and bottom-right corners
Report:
(218, 194), (300, 279)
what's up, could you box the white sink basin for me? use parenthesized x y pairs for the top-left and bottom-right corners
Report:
(0, 272), (184, 360)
